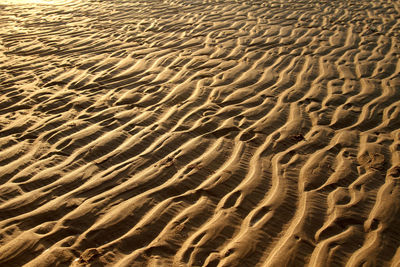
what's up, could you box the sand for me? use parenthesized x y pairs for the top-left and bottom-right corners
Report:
(0, 0), (400, 266)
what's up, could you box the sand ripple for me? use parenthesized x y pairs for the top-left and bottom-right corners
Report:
(1, 0), (400, 266)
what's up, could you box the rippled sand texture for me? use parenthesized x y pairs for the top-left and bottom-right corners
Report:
(1, 0), (400, 266)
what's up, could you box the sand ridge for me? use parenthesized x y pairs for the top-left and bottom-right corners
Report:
(0, 0), (400, 266)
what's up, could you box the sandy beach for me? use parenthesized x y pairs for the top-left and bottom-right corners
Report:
(0, 0), (400, 266)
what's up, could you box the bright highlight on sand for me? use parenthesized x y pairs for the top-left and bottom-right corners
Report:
(3, 0), (66, 4)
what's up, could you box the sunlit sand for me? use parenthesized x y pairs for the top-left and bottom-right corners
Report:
(0, 0), (400, 266)
(2, 0), (71, 4)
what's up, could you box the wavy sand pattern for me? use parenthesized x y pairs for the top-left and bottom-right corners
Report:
(1, 0), (400, 266)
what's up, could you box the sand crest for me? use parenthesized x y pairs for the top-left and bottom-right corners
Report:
(1, 0), (400, 266)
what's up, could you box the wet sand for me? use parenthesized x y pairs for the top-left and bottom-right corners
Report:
(0, 0), (400, 266)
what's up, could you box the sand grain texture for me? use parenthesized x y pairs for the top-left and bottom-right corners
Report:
(1, 0), (400, 266)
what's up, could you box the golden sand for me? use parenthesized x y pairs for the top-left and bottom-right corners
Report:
(0, 0), (400, 266)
